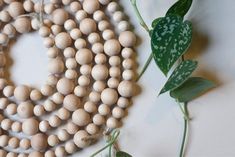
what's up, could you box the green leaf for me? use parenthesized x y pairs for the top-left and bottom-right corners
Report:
(159, 60), (197, 95)
(151, 17), (163, 28)
(116, 151), (132, 157)
(170, 77), (215, 102)
(151, 15), (193, 75)
(166, 0), (193, 18)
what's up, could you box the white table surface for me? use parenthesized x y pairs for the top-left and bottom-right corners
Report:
(10, 0), (235, 157)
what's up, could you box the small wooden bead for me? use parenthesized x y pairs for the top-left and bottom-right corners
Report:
(109, 56), (121, 66)
(6, 152), (17, 157)
(47, 47), (59, 58)
(0, 98), (8, 109)
(52, 92), (64, 104)
(3, 24), (16, 37)
(64, 47), (76, 58)
(73, 130), (90, 148)
(70, 28), (82, 40)
(109, 67), (121, 78)
(34, 2), (42, 13)
(0, 33), (9, 45)
(74, 38), (86, 49)
(14, 17), (31, 33)
(51, 25), (62, 35)
(104, 39), (121, 56)
(31, 18), (41, 30)
(43, 99), (56, 112)
(34, 105), (45, 116)
(1, 119), (12, 130)
(3, 85), (14, 97)
(39, 26), (51, 37)
(22, 118), (39, 135)
(8, 2), (24, 17)
(56, 78), (75, 95)
(117, 97), (130, 108)
(70, 1), (81, 13)
(89, 91), (101, 103)
(75, 10), (87, 22)
(66, 122), (79, 135)
(31, 133), (48, 151)
(0, 10), (11, 22)
(28, 152), (43, 157)
(118, 81), (135, 97)
(93, 10), (105, 22)
(83, 0), (100, 14)
(65, 69), (77, 79)
(17, 101), (34, 118)
(11, 121), (21, 132)
(65, 141), (77, 154)
(39, 120), (50, 132)
(121, 48), (134, 58)
(123, 69), (135, 80)
(44, 3), (55, 14)
(23, 0), (34, 12)
(66, 58), (77, 69)
(48, 134), (59, 146)
(57, 108), (70, 120)
(30, 89), (42, 101)
(101, 88), (118, 105)
(107, 2), (118, 13)
(93, 81), (106, 92)
(112, 107), (125, 118)
(113, 11), (124, 22)
(55, 32), (72, 49)
(55, 146), (66, 157)
(45, 150), (55, 157)
(0, 135), (9, 147)
(84, 101), (97, 113)
(122, 58), (134, 69)
(119, 31), (136, 47)
(63, 94), (81, 111)
(20, 139), (30, 150)
(86, 123), (99, 135)
(58, 129), (70, 141)
(91, 65), (108, 80)
(52, 9), (69, 25)
(0, 149), (7, 157)
(93, 114), (105, 125)
(102, 29), (115, 40)
(48, 58), (64, 74)
(75, 48), (93, 65)
(6, 103), (17, 115)
(107, 78), (119, 88)
(99, 0), (110, 5)
(49, 115), (61, 127)
(74, 86), (87, 97)
(72, 109), (90, 126)
(44, 37), (54, 48)
(98, 104), (110, 116)
(80, 18), (96, 35)
(8, 137), (19, 148)
(14, 85), (30, 101)
(64, 19), (76, 31)
(98, 20), (110, 31)
(47, 75), (58, 86)
(118, 21), (130, 32)
(88, 32), (100, 44)
(106, 117), (119, 129)
(41, 84), (54, 96)
(92, 43), (103, 54)
(95, 53), (106, 64)
(78, 75), (90, 86)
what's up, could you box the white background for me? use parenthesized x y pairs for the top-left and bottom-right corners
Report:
(10, 0), (235, 157)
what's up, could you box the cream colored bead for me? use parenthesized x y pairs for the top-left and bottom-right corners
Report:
(86, 123), (99, 135)
(119, 31), (136, 47)
(0, 33), (8, 45)
(78, 75), (90, 86)
(91, 65), (108, 80)
(104, 39), (121, 56)
(3, 24), (16, 37)
(55, 146), (66, 157)
(57, 108), (70, 120)
(45, 150), (55, 157)
(62, 0), (72, 5)
(8, 2), (24, 17)
(70, 28), (82, 40)
(64, 19), (76, 31)
(56, 78), (75, 95)
(98, 20), (109, 31)
(55, 32), (72, 49)
(14, 17), (31, 33)
(33, 105), (45, 116)
(23, 0), (34, 12)
(80, 18), (96, 35)
(103, 29), (115, 40)
(39, 26), (51, 37)
(66, 122), (79, 135)
(44, 4), (55, 15)
(48, 58), (64, 74)
(117, 97), (130, 108)
(83, 0), (100, 14)
(41, 84), (54, 96)
(0, 149), (6, 157)
(51, 25), (62, 35)
(74, 38), (86, 49)
(48, 134), (59, 146)
(76, 48), (93, 65)
(75, 10), (87, 22)
(20, 139), (30, 150)
(49, 115), (61, 127)
(52, 9), (69, 25)
(0, 98), (8, 110)
(73, 130), (90, 148)
(44, 37), (54, 48)
(1, 119), (12, 130)
(108, 78), (119, 88)
(107, 2), (118, 13)
(93, 81), (105, 92)
(72, 109), (90, 126)
(80, 65), (91, 75)
(112, 107), (125, 119)
(89, 91), (101, 103)
(14, 85), (30, 101)
(88, 33), (100, 44)
(122, 58), (134, 69)
(84, 101), (97, 113)
(6, 152), (17, 157)
(0, 53), (6, 67)
(28, 152), (43, 157)
(118, 81), (135, 97)
(22, 118), (39, 135)
(92, 43), (103, 54)
(31, 133), (48, 151)
(123, 69), (135, 80)
(74, 85), (87, 97)
(109, 67), (121, 78)
(6, 103), (17, 115)
(70, 1), (81, 13)
(8, 137), (19, 149)
(34, 2), (42, 13)
(65, 69), (77, 79)
(47, 47), (59, 58)
(118, 21), (130, 32)
(44, 99), (56, 112)
(122, 48), (134, 58)
(3, 85), (14, 97)
(63, 94), (81, 111)
(52, 92), (64, 104)
(0, 135), (9, 147)
(58, 129), (70, 141)
(65, 141), (77, 154)
(95, 53), (106, 64)
(66, 58), (77, 69)
(11, 121), (21, 132)
(98, 104), (110, 116)
(113, 11), (124, 22)
(18, 154), (27, 157)
(64, 47), (76, 58)
(101, 88), (118, 105)
(31, 18), (41, 30)
(93, 10), (105, 22)
(106, 117), (119, 129)
(30, 89), (42, 101)
(109, 56), (121, 66)
(39, 120), (50, 132)
(93, 114), (105, 125)
(0, 11), (11, 22)
(99, 0), (110, 5)
(17, 101), (34, 118)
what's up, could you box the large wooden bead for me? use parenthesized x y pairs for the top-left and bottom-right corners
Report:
(56, 78), (75, 95)
(14, 85), (30, 101)
(52, 9), (69, 25)
(31, 133), (48, 151)
(118, 81), (135, 97)
(75, 48), (93, 65)
(72, 109), (90, 126)
(8, 2), (24, 17)
(63, 94), (81, 111)
(104, 39), (121, 56)
(22, 118), (39, 135)
(80, 18), (96, 35)
(119, 31), (136, 47)
(83, 0), (100, 14)
(101, 88), (118, 105)
(17, 101), (34, 118)
(73, 130), (90, 148)
(14, 17), (31, 33)
(55, 32), (72, 49)
(91, 65), (108, 81)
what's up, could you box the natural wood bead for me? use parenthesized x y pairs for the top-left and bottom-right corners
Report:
(55, 146), (66, 157)
(99, 0), (110, 5)
(63, 94), (81, 111)
(63, 47), (76, 58)
(57, 107), (70, 120)
(0, 10), (11, 22)
(78, 75), (90, 86)
(31, 18), (41, 30)
(80, 65), (92, 75)
(122, 58), (134, 69)
(31, 133), (48, 151)
(52, 9), (69, 25)
(93, 10), (105, 22)
(109, 67), (121, 78)
(104, 39), (121, 56)
(119, 31), (136, 47)
(93, 81), (106, 92)
(70, 1), (81, 13)
(48, 58), (64, 74)
(86, 123), (99, 135)
(30, 89), (42, 101)
(107, 2), (118, 13)
(112, 106), (125, 118)
(28, 152), (43, 157)
(66, 122), (79, 135)
(20, 139), (30, 150)
(113, 11), (124, 22)
(79, 18), (96, 35)
(39, 26), (51, 37)
(56, 78), (75, 95)
(55, 32), (72, 49)
(39, 120), (50, 132)
(44, 37), (54, 48)
(75, 10), (87, 22)
(83, 0), (100, 14)
(118, 21), (130, 32)
(58, 129), (70, 141)
(3, 85), (14, 97)
(45, 150), (55, 157)
(84, 101), (97, 113)
(1, 119), (12, 130)
(47, 75), (58, 86)
(8, 137), (19, 149)
(8, 2), (24, 17)
(92, 43), (103, 54)
(62, 0), (72, 5)
(52, 92), (64, 104)
(91, 65), (108, 80)
(65, 69), (77, 79)
(74, 38), (86, 49)
(98, 20), (110, 31)
(33, 105), (45, 116)
(0, 135), (9, 147)
(75, 48), (93, 65)
(49, 115), (61, 127)
(66, 58), (77, 69)
(44, 3), (55, 15)
(98, 104), (110, 116)
(102, 29), (115, 40)
(89, 91), (101, 103)
(48, 134), (59, 146)
(43, 99), (56, 112)
(41, 84), (54, 96)
(6, 103), (17, 115)
(0, 53), (6, 67)
(118, 81), (135, 97)
(6, 152), (17, 157)
(22, 118), (39, 135)
(23, 0), (34, 12)
(101, 88), (118, 105)
(74, 85), (87, 97)
(73, 130), (90, 148)
(11, 121), (21, 132)
(122, 48), (134, 58)
(70, 28), (82, 40)
(88, 32), (100, 44)
(47, 47), (59, 58)
(17, 101), (34, 118)
(123, 69), (135, 80)
(65, 141), (77, 154)
(107, 78), (119, 88)
(106, 117), (119, 129)
(0, 33), (8, 45)
(14, 85), (30, 101)
(18, 153), (28, 157)
(14, 17), (31, 33)
(0, 149), (7, 157)
(117, 97), (130, 108)
(64, 19), (76, 31)
(0, 98), (8, 110)
(51, 24), (62, 35)
(72, 109), (91, 126)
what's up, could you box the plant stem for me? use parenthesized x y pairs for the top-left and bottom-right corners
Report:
(179, 102), (190, 157)
(137, 53), (153, 81)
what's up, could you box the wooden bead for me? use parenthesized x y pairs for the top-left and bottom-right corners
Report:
(44, 3), (55, 14)
(119, 31), (136, 47)
(22, 118), (39, 135)
(33, 105), (45, 116)
(48, 134), (59, 146)
(99, 0), (110, 5)
(0, 135), (9, 147)
(101, 88), (118, 105)
(3, 85), (14, 97)
(66, 122), (79, 135)
(39, 120), (50, 132)
(112, 106), (125, 118)
(65, 141), (77, 154)
(11, 121), (21, 132)
(55, 32), (72, 49)
(88, 32), (100, 44)
(73, 130), (90, 148)
(86, 123), (99, 135)
(43, 99), (56, 112)
(80, 18), (96, 35)
(107, 78), (119, 88)
(48, 58), (64, 74)
(92, 43), (103, 54)
(75, 10), (87, 22)
(58, 129), (70, 141)
(47, 75), (58, 86)
(64, 19), (76, 31)
(75, 48), (93, 65)
(70, 28), (82, 40)
(20, 139), (30, 149)
(74, 38), (86, 49)
(89, 91), (101, 103)
(117, 97), (130, 108)
(14, 17), (31, 33)
(106, 117), (119, 129)
(30, 89), (42, 101)
(41, 84), (54, 96)
(70, 1), (81, 13)
(52, 92), (64, 104)
(72, 109), (90, 126)
(8, 2), (24, 17)
(0, 98), (8, 110)
(8, 137), (19, 148)
(1, 119), (12, 130)
(45, 150), (55, 157)
(14, 85), (30, 101)
(84, 101), (97, 113)
(104, 39), (121, 56)
(51, 24), (62, 35)
(63, 94), (81, 111)
(17, 101), (34, 118)
(98, 104), (110, 115)
(98, 20), (110, 31)
(93, 114), (105, 126)
(39, 26), (51, 37)
(23, 0), (34, 12)
(6, 103), (17, 115)
(118, 21), (130, 32)
(118, 81), (135, 97)
(91, 65), (108, 80)
(0, 10), (11, 22)
(56, 78), (75, 95)
(122, 48), (134, 58)
(55, 146), (66, 157)
(0, 149), (7, 157)
(6, 152), (17, 157)
(57, 107), (70, 120)
(109, 67), (121, 77)
(83, 0), (100, 14)
(74, 86), (87, 97)
(49, 115), (61, 127)
(93, 81), (106, 92)
(102, 29), (115, 40)
(28, 152), (43, 157)
(0, 33), (8, 45)
(107, 2), (118, 13)
(52, 9), (69, 25)
(64, 47), (76, 58)
(31, 133), (48, 151)
(93, 10), (105, 22)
